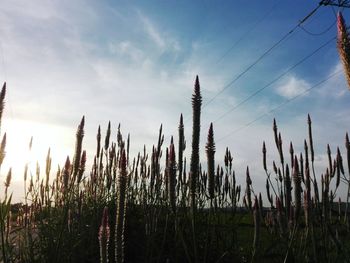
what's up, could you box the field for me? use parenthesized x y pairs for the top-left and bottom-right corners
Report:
(0, 72), (349, 263)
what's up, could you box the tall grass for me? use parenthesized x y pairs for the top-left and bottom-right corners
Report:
(0, 21), (349, 261)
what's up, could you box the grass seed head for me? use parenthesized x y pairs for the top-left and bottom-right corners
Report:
(337, 11), (350, 90)
(0, 133), (6, 167)
(206, 123), (216, 199)
(262, 141), (267, 171)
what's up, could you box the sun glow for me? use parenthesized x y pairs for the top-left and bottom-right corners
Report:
(0, 118), (74, 187)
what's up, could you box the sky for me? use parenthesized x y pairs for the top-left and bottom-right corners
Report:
(0, 0), (349, 202)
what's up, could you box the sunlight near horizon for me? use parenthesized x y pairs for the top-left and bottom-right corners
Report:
(0, 118), (74, 184)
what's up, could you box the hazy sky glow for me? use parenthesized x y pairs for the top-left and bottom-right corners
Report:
(0, 0), (350, 202)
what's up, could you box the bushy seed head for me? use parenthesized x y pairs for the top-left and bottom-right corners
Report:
(273, 118), (278, 149)
(289, 142), (294, 168)
(99, 207), (110, 243)
(63, 156), (71, 190)
(190, 75), (202, 211)
(0, 82), (6, 129)
(266, 178), (273, 206)
(293, 156), (301, 220)
(206, 123), (216, 199)
(337, 11), (350, 90)
(105, 121), (111, 151)
(4, 168), (11, 188)
(262, 141), (267, 171)
(168, 141), (176, 212)
(97, 125), (101, 159)
(285, 164), (292, 219)
(278, 132), (284, 164)
(307, 114), (314, 162)
(0, 133), (6, 167)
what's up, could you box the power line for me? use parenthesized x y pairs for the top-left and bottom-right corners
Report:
(215, 1), (280, 65)
(202, 2), (323, 110)
(298, 5), (338, 36)
(216, 69), (342, 143)
(212, 35), (336, 124)
(298, 19), (336, 36)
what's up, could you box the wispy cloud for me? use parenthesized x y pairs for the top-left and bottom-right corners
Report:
(275, 75), (310, 99)
(137, 11), (181, 54)
(109, 41), (144, 61)
(139, 13), (166, 49)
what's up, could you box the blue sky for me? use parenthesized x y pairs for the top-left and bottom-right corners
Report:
(0, 0), (349, 201)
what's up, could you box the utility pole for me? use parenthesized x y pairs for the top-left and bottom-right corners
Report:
(319, 0), (350, 8)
